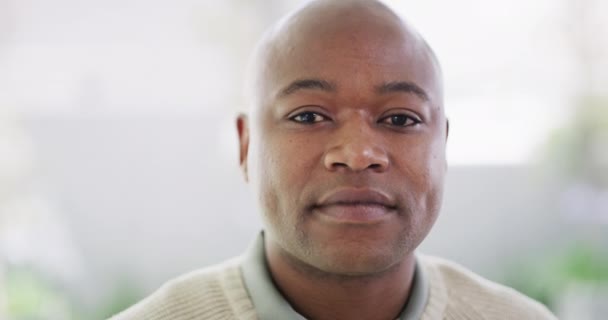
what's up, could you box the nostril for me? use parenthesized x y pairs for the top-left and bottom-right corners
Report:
(332, 162), (349, 170)
(324, 144), (389, 172)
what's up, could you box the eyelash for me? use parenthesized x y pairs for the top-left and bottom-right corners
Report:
(289, 111), (422, 128)
(379, 114), (422, 127)
(289, 111), (329, 124)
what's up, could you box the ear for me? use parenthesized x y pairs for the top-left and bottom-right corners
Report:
(236, 113), (250, 182)
(444, 118), (450, 170)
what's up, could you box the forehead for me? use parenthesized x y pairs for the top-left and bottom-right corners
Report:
(259, 15), (439, 105)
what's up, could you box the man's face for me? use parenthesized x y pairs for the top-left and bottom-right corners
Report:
(240, 17), (447, 275)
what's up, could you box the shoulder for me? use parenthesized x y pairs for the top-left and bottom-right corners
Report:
(108, 258), (256, 320)
(419, 255), (557, 320)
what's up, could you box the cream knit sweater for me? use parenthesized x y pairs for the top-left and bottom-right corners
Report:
(110, 255), (556, 320)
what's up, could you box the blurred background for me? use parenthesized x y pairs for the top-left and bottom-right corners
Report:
(0, 0), (607, 319)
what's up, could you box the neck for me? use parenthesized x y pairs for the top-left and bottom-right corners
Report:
(266, 241), (416, 320)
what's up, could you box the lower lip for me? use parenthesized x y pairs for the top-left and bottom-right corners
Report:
(314, 204), (394, 223)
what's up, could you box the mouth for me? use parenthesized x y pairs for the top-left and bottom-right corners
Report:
(313, 188), (397, 224)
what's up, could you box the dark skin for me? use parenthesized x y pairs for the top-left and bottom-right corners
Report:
(237, 1), (448, 319)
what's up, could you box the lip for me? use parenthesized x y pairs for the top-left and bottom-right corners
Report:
(317, 188), (397, 208)
(314, 188), (397, 223)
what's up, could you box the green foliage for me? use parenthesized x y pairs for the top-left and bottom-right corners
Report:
(555, 245), (608, 283)
(503, 243), (608, 310)
(93, 280), (143, 320)
(543, 95), (608, 187)
(5, 268), (73, 320)
(4, 267), (143, 320)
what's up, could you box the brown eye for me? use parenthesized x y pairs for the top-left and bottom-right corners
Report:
(290, 112), (327, 124)
(381, 114), (421, 127)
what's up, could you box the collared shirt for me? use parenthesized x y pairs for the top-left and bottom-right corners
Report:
(240, 232), (429, 320)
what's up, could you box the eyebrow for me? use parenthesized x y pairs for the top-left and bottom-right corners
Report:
(278, 79), (336, 97)
(376, 81), (429, 101)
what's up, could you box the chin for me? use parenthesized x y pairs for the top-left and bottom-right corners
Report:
(304, 238), (409, 277)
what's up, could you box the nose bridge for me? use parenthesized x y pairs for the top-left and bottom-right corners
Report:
(324, 113), (389, 172)
(340, 115), (375, 149)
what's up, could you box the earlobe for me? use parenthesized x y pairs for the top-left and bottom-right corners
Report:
(236, 114), (250, 182)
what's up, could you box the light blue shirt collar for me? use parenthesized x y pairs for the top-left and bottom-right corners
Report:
(241, 232), (429, 320)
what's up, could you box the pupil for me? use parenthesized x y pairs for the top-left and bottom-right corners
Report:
(392, 115), (407, 126)
(302, 113), (315, 122)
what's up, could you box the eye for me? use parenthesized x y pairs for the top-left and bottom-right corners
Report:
(380, 114), (422, 127)
(289, 111), (328, 124)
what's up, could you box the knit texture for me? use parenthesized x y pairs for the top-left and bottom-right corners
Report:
(110, 258), (256, 320)
(109, 255), (557, 320)
(419, 255), (556, 320)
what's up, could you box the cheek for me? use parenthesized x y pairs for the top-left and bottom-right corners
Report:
(397, 150), (445, 243)
(253, 132), (320, 218)
(418, 139), (447, 222)
(393, 137), (446, 207)
(270, 133), (321, 180)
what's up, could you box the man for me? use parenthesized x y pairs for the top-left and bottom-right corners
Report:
(111, 0), (557, 319)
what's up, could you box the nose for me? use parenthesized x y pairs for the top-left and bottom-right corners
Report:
(323, 122), (389, 173)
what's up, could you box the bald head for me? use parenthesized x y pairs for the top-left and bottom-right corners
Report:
(246, 0), (443, 112)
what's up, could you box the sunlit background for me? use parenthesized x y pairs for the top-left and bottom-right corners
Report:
(1, 0), (607, 319)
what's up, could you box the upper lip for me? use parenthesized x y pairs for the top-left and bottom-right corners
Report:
(316, 188), (397, 208)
